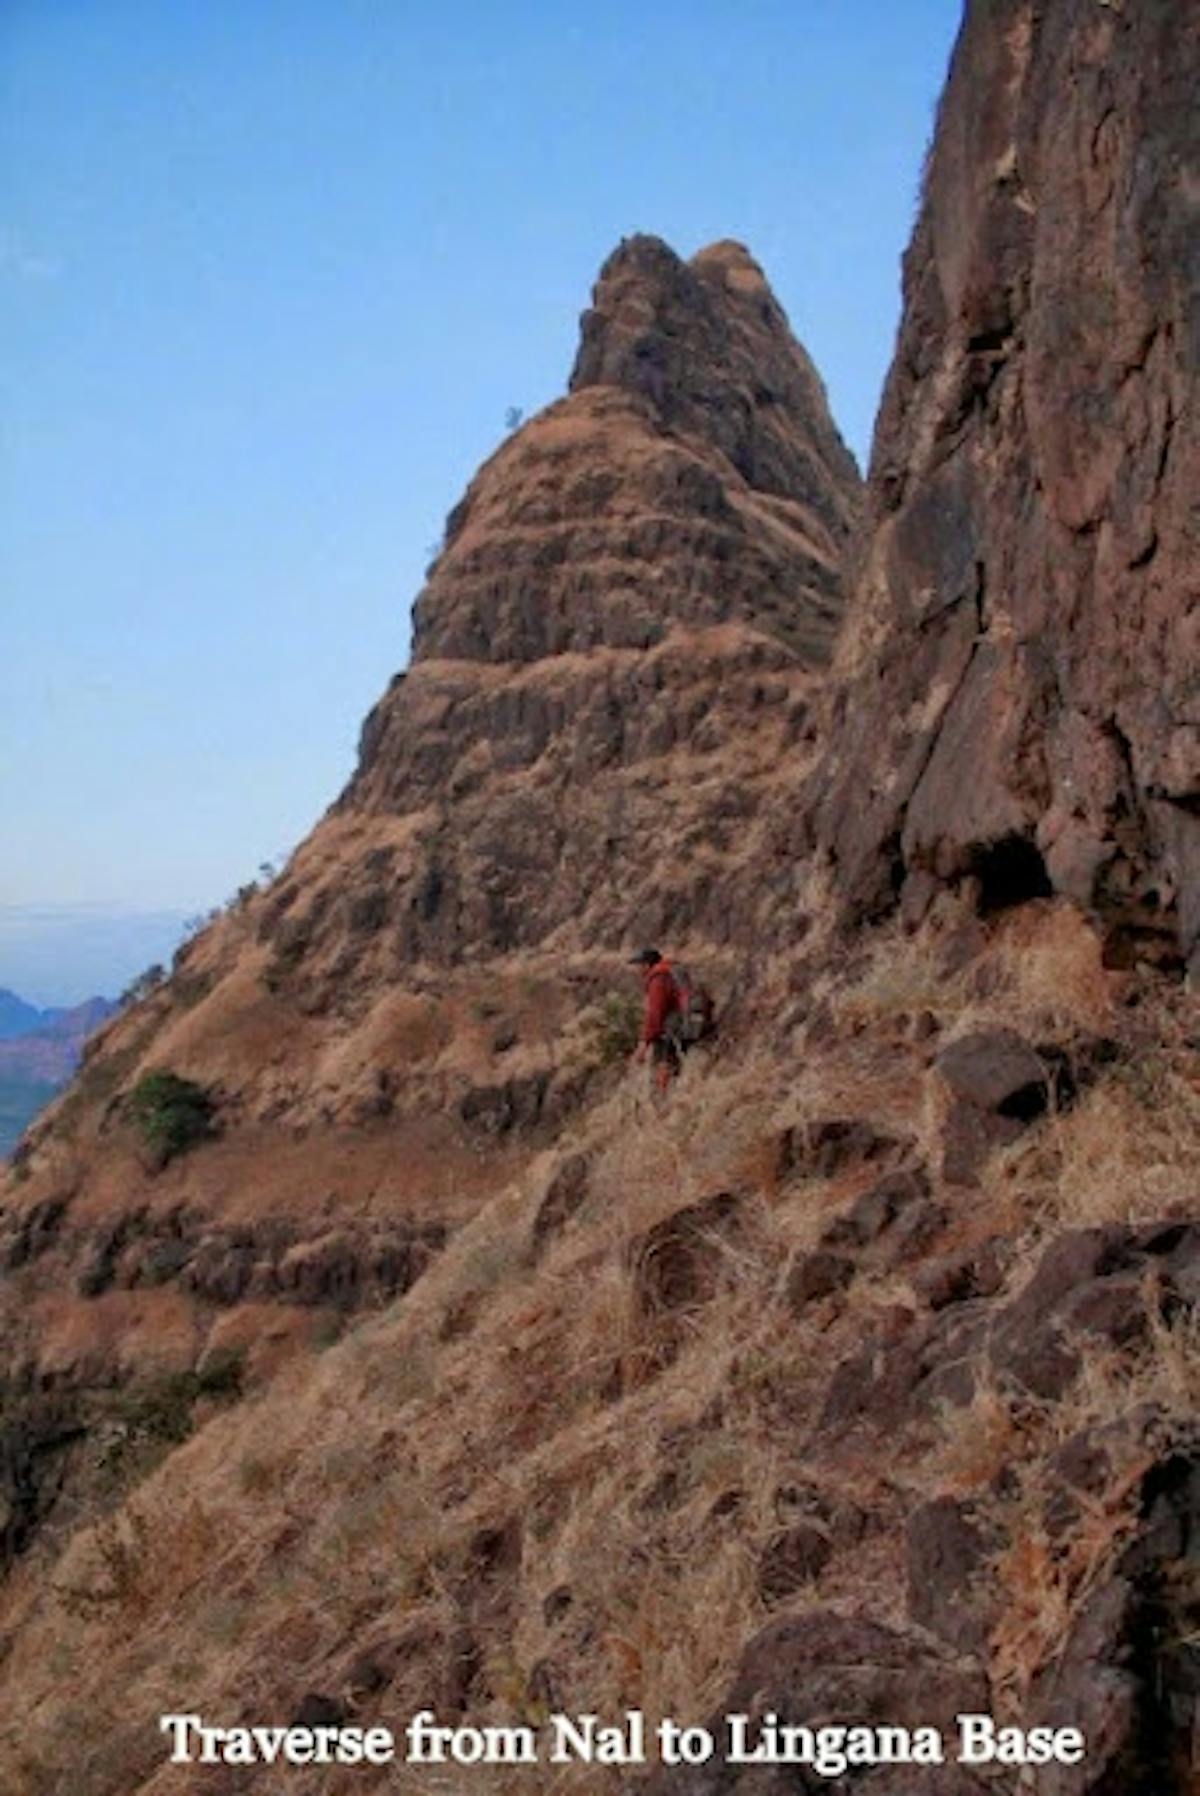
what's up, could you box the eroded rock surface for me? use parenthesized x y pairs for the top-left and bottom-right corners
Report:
(339, 234), (861, 967)
(812, 0), (1200, 973)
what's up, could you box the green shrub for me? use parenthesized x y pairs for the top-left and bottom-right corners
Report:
(580, 992), (642, 1067)
(90, 1350), (246, 1503)
(126, 1070), (214, 1167)
(193, 1346), (245, 1401)
(110, 1370), (202, 1447)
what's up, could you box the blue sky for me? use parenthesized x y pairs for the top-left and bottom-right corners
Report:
(2, 0), (961, 1001)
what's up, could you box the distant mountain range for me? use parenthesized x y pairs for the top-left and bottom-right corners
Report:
(0, 902), (192, 1013)
(0, 989), (116, 1158)
(0, 988), (56, 1039)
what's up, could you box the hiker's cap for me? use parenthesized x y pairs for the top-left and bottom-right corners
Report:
(629, 946), (662, 966)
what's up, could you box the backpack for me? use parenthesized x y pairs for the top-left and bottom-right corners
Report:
(667, 963), (717, 1047)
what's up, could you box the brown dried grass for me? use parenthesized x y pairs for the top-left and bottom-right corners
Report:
(3, 915), (1194, 1793)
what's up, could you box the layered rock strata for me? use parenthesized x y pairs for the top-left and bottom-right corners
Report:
(335, 235), (860, 969)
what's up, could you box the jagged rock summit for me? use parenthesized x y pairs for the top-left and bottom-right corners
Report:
(571, 235), (859, 529)
(812, 0), (1199, 974)
(405, 233), (857, 666)
(317, 234), (861, 969)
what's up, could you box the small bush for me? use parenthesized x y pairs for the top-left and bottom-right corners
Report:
(119, 964), (165, 1007)
(580, 992), (642, 1068)
(97, 1350), (247, 1495)
(311, 1313), (347, 1352)
(126, 1070), (215, 1167)
(110, 1371), (203, 1448)
(194, 1345), (245, 1401)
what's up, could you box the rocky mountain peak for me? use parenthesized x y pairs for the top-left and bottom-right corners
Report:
(342, 234), (862, 962)
(569, 232), (859, 525)
(407, 233), (860, 672)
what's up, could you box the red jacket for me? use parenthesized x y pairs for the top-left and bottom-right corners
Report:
(641, 958), (681, 1044)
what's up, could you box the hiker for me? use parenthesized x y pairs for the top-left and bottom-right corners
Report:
(629, 948), (716, 1092)
(630, 947), (682, 1092)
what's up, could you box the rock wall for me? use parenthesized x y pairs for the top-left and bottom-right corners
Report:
(812, 0), (1199, 972)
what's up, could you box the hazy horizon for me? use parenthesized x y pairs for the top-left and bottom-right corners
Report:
(0, 901), (194, 1008)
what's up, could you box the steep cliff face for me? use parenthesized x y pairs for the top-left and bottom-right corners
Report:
(813, 0), (1199, 971)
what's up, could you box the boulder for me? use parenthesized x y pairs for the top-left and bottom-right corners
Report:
(629, 1192), (742, 1320)
(935, 1028), (1054, 1184)
(935, 1030), (1049, 1119)
(784, 1247), (855, 1314)
(906, 1496), (997, 1653)
(646, 1611), (991, 1794)
(756, 1522), (832, 1603)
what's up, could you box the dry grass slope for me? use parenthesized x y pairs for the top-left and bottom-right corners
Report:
(1, 903), (1198, 1794)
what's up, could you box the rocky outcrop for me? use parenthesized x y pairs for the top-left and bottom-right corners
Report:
(647, 1611), (991, 1795)
(570, 237), (860, 544)
(327, 235), (861, 970)
(1031, 1448), (1200, 1794)
(812, 0), (1199, 972)
(821, 1220), (1200, 1434)
(411, 236), (857, 668)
